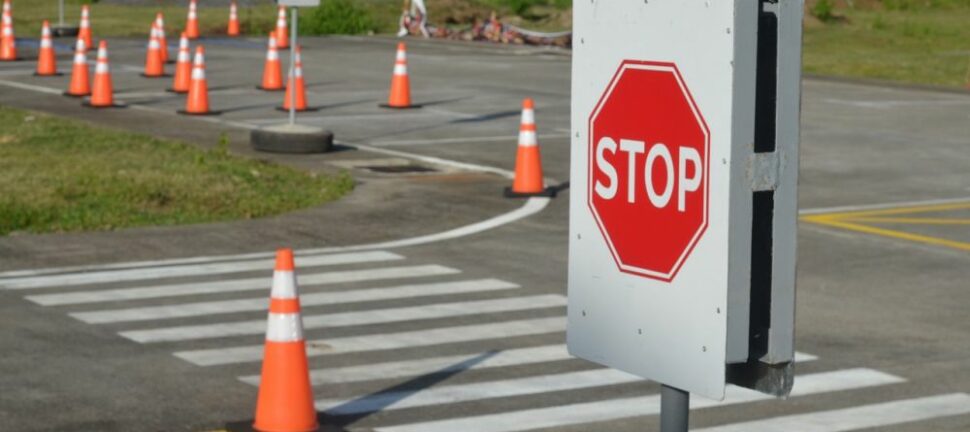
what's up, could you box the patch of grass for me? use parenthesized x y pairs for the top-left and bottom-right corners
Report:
(0, 106), (353, 236)
(804, 1), (970, 87)
(300, 0), (377, 35)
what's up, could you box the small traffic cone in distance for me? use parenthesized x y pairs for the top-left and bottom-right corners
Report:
(35, 21), (60, 75)
(278, 45), (311, 112)
(227, 1), (240, 37)
(252, 249), (318, 432)
(380, 42), (420, 109)
(274, 6), (289, 49)
(155, 12), (170, 64)
(84, 40), (125, 108)
(179, 45), (220, 115)
(258, 31), (283, 91)
(78, 5), (92, 51)
(1, 1), (18, 62)
(142, 24), (166, 77)
(168, 33), (191, 93)
(185, 0), (200, 39)
(64, 39), (90, 97)
(505, 98), (554, 198)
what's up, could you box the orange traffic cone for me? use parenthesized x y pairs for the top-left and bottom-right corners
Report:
(168, 33), (191, 93)
(252, 249), (318, 432)
(155, 12), (170, 64)
(83, 41), (124, 108)
(258, 31), (283, 91)
(64, 39), (90, 97)
(35, 21), (60, 75)
(185, 0), (199, 39)
(274, 6), (289, 49)
(505, 98), (553, 197)
(142, 24), (166, 77)
(1, 0), (18, 62)
(278, 45), (312, 112)
(380, 42), (419, 109)
(179, 45), (219, 115)
(78, 5), (92, 52)
(227, 0), (240, 37)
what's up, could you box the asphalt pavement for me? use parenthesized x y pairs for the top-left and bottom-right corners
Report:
(0, 34), (969, 432)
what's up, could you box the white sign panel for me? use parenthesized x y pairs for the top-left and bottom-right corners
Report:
(278, 0), (320, 7)
(568, 1), (765, 400)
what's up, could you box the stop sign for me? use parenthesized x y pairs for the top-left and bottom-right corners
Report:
(587, 60), (710, 282)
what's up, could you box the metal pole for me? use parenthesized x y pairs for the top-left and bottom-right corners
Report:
(660, 385), (689, 432)
(58, 0), (65, 27)
(288, 7), (297, 126)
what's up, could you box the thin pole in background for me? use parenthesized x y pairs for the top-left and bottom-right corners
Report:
(289, 7), (297, 125)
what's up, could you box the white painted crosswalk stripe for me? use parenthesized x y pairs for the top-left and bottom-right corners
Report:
(372, 368), (906, 432)
(175, 316), (567, 366)
(71, 278), (518, 324)
(121, 295), (566, 343)
(0, 251), (403, 290)
(26, 265), (459, 306)
(693, 393), (970, 432)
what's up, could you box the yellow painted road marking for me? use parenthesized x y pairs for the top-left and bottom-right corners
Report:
(844, 217), (970, 225)
(812, 202), (970, 219)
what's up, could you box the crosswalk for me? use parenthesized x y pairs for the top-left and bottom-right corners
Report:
(2, 249), (968, 431)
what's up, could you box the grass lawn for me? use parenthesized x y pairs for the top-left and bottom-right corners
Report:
(0, 106), (353, 236)
(803, 3), (970, 87)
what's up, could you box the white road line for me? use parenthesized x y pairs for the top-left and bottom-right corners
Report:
(799, 196), (970, 215)
(26, 265), (459, 306)
(693, 393), (970, 432)
(71, 279), (518, 324)
(0, 78), (64, 95)
(371, 134), (570, 147)
(0, 251), (403, 290)
(174, 316), (566, 366)
(319, 368), (642, 415)
(121, 295), (566, 343)
(241, 344), (574, 386)
(373, 368), (905, 432)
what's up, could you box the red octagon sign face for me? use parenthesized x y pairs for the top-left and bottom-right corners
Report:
(588, 61), (710, 282)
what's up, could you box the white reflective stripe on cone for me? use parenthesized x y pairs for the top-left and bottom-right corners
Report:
(266, 312), (304, 342)
(191, 66), (204, 80)
(393, 64), (407, 75)
(178, 50), (189, 62)
(270, 271), (297, 299)
(518, 131), (538, 147)
(521, 109), (535, 125)
(396, 50), (406, 61)
(96, 61), (109, 74)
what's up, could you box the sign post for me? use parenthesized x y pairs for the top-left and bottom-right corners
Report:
(567, 1), (803, 429)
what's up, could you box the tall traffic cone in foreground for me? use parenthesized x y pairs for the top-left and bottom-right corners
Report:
(179, 45), (218, 115)
(380, 42), (418, 109)
(35, 21), (59, 75)
(184, 0), (200, 39)
(505, 98), (553, 197)
(143, 24), (165, 77)
(155, 12), (170, 63)
(1, 0), (18, 62)
(78, 5), (92, 51)
(84, 41), (123, 108)
(168, 33), (191, 93)
(227, 1), (240, 37)
(279, 45), (309, 111)
(258, 31), (283, 91)
(274, 6), (289, 49)
(64, 39), (90, 97)
(252, 249), (318, 432)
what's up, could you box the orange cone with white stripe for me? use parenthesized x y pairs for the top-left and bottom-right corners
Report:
(252, 249), (318, 432)
(274, 6), (289, 49)
(143, 24), (165, 77)
(84, 41), (121, 108)
(64, 39), (90, 97)
(155, 12), (170, 63)
(258, 31), (283, 91)
(505, 98), (552, 197)
(35, 20), (59, 75)
(184, 0), (200, 39)
(380, 42), (419, 109)
(227, 0), (240, 37)
(0, 0), (17, 61)
(78, 5), (92, 52)
(179, 45), (218, 115)
(169, 33), (191, 93)
(280, 45), (308, 111)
